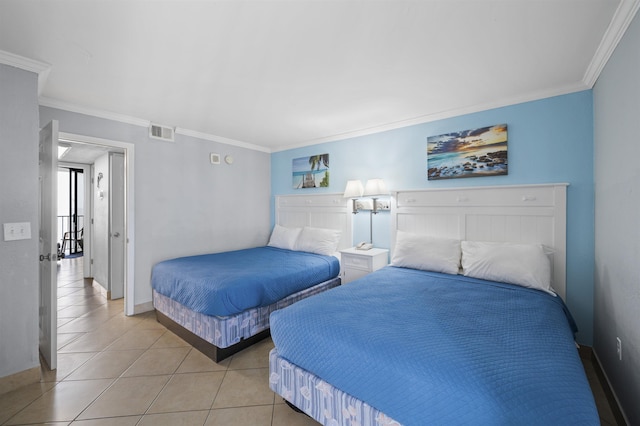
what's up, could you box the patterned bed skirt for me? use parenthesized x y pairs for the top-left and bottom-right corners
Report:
(152, 277), (340, 349)
(269, 348), (401, 426)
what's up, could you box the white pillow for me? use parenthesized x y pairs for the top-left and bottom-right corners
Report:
(294, 226), (342, 256)
(391, 231), (461, 275)
(461, 241), (554, 295)
(267, 224), (302, 251)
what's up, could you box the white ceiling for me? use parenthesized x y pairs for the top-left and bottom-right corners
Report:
(1, 1), (638, 152)
(58, 140), (122, 164)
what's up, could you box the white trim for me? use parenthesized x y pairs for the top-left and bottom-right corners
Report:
(133, 301), (154, 315)
(271, 83), (589, 152)
(583, 0), (640, 87)
(58, 132), (136, 316)
(40, 77), (589, 155)
(0, 50), (50, 74)
(40, 97), (150, 128)
(176, 127), (270, 153)
(39, 96), (272, 153)
(0, 50), (51, 96)
(21, 0), (639, 155)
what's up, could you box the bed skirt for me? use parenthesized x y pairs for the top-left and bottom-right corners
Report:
(152, 277), (340, 361)
(269, 348), (401, 426)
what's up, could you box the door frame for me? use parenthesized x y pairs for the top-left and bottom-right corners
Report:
(59, 132), (136, 316)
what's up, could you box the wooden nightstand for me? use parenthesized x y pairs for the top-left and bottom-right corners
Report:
(340, 247), (389, 284)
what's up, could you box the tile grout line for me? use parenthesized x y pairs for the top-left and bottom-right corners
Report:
(137, 347), (191, 420)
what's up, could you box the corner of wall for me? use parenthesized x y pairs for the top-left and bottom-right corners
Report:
(0, 366), (40, 396)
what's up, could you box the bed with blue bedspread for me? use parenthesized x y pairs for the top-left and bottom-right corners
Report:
(269, 266), (599, 425)
(152, 245), (340, 361)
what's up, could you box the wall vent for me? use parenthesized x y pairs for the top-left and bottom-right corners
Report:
(149, 124), (175, 141)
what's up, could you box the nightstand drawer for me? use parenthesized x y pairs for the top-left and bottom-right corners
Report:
(342, 254), (372, 270)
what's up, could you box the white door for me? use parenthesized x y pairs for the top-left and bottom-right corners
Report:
(39, 121), (58, 370)
(109, 153), (125, 299)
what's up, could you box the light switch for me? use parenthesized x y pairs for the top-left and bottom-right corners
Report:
(3, 222), (32, 241)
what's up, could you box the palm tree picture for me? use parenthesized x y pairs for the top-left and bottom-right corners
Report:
(292, 153), (330, 189)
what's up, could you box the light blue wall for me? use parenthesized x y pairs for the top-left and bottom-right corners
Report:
(272, 90), (595, 345)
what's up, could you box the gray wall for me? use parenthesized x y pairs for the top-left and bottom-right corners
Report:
(0, 64), (40, 378)
(39, 106), (272, 310)
(593, 11), (640, 425)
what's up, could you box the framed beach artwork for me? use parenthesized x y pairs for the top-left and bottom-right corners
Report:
(427, 124), (508, 180)
(293, 154), (330, 189)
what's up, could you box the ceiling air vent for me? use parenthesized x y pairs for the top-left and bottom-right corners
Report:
(149, 124), (175, 141)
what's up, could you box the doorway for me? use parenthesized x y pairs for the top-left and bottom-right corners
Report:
(57, 132), (136, 315)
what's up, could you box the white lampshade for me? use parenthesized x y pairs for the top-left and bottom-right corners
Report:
(343, 180), (364, 198)
(363, 179), (389, 197)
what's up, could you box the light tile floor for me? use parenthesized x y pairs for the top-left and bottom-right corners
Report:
(1, 257), (317, 426)
(0, 256), (623, 425)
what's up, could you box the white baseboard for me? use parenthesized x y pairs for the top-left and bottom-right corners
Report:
(92, 279), (111, 299)
(133, 301), (154, 315)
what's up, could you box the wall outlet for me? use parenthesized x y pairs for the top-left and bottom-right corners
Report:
(616, 337), (622, 360)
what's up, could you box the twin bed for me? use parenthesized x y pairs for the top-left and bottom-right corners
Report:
(152, 184), (599, 425)
(151, 193), (350, 361)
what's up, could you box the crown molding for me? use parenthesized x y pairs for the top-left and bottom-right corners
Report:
(40, 80), (592, 155)
(272, 81), (590, 153)
(583, 0), (640, 87)
(39, 96), (150, 127)
(39, 96), (270, 153)
(175, 128), (270, 153)
(0, 50), (51, 95)
(28, 0), (640, 156)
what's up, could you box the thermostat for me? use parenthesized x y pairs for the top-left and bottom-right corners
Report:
(224, 155), (234, 165)
(210, 153), (221, 164)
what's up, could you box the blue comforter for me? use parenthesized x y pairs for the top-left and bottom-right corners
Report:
(151, 246), (340, 317)
(270, 266), (599, 425)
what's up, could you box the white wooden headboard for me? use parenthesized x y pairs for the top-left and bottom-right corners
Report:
(392, 183), (568, 300)
(275, 193), (352, 251)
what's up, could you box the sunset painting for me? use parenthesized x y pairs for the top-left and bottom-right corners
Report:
(427, 124), (508, 180)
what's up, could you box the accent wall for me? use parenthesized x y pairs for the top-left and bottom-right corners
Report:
(271, 90), (595, 345)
